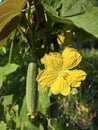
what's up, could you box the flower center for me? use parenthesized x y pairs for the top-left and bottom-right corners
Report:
(59, 70), (68, 78)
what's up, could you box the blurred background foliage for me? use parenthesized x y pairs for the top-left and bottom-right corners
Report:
(0, 0), (98, 130)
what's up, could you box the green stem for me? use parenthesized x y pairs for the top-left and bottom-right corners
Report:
(8, 40), (14, 64)
(8, 30), (18, 64)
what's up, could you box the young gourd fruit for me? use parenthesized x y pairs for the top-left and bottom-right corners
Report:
(26, 62), (38, 119)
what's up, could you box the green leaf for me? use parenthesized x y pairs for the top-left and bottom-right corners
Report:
(0, 76), (3, 88)
(16, 97), (28, 130)
(37, 84), (50, 115)
(17, 97), (44, 130)
(0, 63), (19, 88)
(67, 7), (98, 38)
(24, 120), (44, 130)
(60, 0), (97, 17)
(60, 0), (83, 17)
(0, 121), (6, 130)
(0, 0), (27, 45)
(2, 95), (13, 106)
(40, 0), (98, 38)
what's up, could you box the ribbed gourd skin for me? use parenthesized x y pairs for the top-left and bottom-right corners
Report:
(26, 62), (38, 115)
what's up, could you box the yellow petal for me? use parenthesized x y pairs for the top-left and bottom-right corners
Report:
(67, 70), (86, 87)
(36, 70), (58, 88)
(50, 76), (71, 96)
(41, 52), (62, 70)
(72, 81), (81, 87)
(62, 47), (82, 69)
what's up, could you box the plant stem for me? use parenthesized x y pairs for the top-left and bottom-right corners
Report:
(8, 39), (14, 64)
(8, 30), (18, 64)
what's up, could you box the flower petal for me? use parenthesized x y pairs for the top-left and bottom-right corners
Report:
(62, 47), (82, 69)
(67, 70), (86, 87)
(41, 52), (62, 70)
(50, 75), (71, 96)
(36, 70), (58, 88)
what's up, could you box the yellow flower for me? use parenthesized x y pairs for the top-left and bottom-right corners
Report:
(36, 47), (86, 96)
(57, 34), (65, 47)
